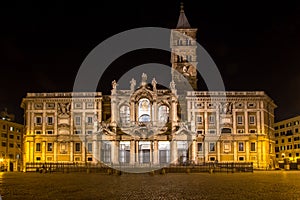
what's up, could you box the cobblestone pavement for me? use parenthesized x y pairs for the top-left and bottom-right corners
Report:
(0, 171), (300, 199)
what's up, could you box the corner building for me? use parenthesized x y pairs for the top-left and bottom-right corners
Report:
(21, 5), (276, 169)
(274, 116), (300, 167)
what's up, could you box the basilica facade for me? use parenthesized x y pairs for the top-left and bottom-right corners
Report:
(21, 5), (276, 169)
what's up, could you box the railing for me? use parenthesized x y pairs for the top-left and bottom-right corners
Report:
(25, 162), (253, 173)
(187, 91), (265, 97)
(27, 92), (102, 98)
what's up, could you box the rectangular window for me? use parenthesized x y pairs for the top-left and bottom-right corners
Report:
(9, 143), (14, 148)
(208, 129), (216, 134)
(17, 135), (20, 140)
(36, 157), (41, 161)
(196, 115), (202, 124)
(239, 157), (244, 161)
(75, 143), (81, 152)
(288, 138), (292, 142)
(209, 143), (215, 152)
(47, 130), (53, 135)
(86, 102), (94, 109)
(209, 157), (216, 161)
(197, 143), (203, 152)
(35, 116), (42, 125)
(74, 130), (81, 135)
(238, 142), (244, 152)
(249, 115), (255, 125)
(36, 143), (41, 151)
(237, 115), (243, 125)
(209, 115), (215, 124)
(282, 139), (285, 143)
(296, 153), (300, 157)
(87, 130), (93, 135)
(17, 144), (21, 148)
(75, 103), (82, 109)
(46, 103), (55, 109)
(296, 128), (299, 133)
(87, 157), (93, 161)
(250, 142), (256, 151)
(75, 157), (81, 161)
(237, 129), (244, 134)
(75, 116), (81, 126)
(47, 116), (53, 125)
(47, 157), (53, 161)
(9, 134), (14, 139)
(1, 142), (6, 147)
(2, 125), (6, 130)
(87, 116), (93, 125)
(9, 127), (14, 131)
(35, 130), (41, 135)
(47, 143), (53, 151)
(250, 129), (256, 133)
(88, 143), (93, 153)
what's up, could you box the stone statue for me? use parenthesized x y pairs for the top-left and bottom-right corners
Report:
(130, 78), (136, 91)
(142, 73), (147, 83)
(152, 78), (157, 90)
(170, 80), (176, 90)
(112, 80), (118, 89)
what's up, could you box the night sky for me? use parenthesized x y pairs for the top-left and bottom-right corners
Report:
(1, 1), (300, 123)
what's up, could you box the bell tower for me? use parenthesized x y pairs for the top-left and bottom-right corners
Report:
(171, 3), (198, 91)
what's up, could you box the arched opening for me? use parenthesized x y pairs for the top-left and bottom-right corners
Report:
(158, 105), (169, 123)
(138, 98), (151, 122)
(119, 105), (130, 124)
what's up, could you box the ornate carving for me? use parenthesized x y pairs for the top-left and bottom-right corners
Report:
(58, 103), (71, 117)
(220, 102), (233, 114)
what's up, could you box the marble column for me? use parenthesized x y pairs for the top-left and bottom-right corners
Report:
(93, 140), (98, 162)
(42, 141), (46, 162)
(70, 142), (74, 162)
(135, 141), (139, 164)
(130, 140), (135, 164)
(244, 110), (248, 134)
(233, 141), (237, 162)
(246, 141), (249, 161)
(217, 141), (221, 162)
(153, 140), (158, 165)
(54, 142), (57, 162)
(257, 111), (261, 134)
(171, 140), (177, 164)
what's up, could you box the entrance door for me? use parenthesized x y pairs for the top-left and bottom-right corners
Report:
(9, 162), (13, 171)
(139, 141), (151, 164)
(142, 149), (150, 163)
(159, 150), (167, 163)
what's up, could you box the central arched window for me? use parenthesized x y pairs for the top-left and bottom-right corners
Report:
(138, 98), (151, 122)
(120, 105), (130, 124)
(158, 105), (169, 123)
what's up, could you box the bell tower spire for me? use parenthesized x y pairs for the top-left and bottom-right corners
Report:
(176, 2), (191, 29)
(171, 2), (198, 91)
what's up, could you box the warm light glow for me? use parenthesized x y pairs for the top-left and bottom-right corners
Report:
(0, 158), (3, 162)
